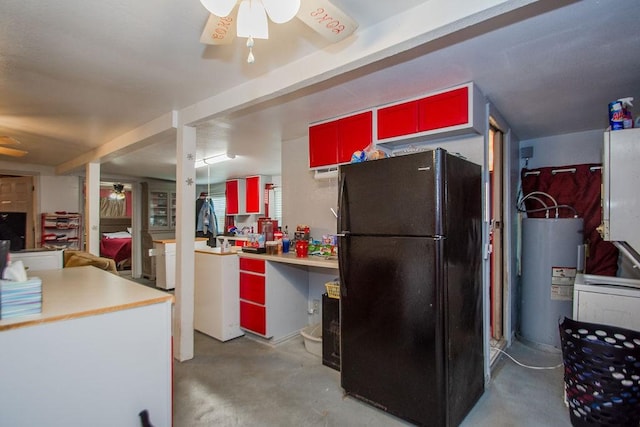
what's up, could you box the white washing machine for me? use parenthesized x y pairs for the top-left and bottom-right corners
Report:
(573, 273), (640, 331)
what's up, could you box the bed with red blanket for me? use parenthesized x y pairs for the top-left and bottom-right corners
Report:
(99, 217), (132, 269)
(100, 234), (132, 265)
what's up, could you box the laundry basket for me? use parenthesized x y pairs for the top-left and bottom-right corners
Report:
(559, 317), (640, 426)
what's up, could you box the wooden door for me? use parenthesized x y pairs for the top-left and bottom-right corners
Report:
(490, 128), (504, 340)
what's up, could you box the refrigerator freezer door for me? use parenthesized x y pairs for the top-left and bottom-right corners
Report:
(339, 151), (439, 237)
(340, 235), (445, 426)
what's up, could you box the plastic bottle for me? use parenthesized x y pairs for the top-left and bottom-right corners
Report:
(282, 227), (290, 254)
(619, 97), (634, 129)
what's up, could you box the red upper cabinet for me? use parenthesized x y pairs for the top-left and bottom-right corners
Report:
(225, 179), (245, 215)
(417, 86), (468, 132)
(309, 111), (373, 168)
(309, 121), (339, 168)
(337, 111), (373, 164)
(377, 100), (419, 140)
(245, 175), (265, 215)
(376, 83), (479, 145)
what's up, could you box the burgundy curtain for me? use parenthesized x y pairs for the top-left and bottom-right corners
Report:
(521, 163), (618, 276)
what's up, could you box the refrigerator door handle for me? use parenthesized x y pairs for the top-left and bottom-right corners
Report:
(338, 231), (349, 297)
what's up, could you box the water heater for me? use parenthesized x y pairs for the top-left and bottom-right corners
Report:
(520, 217), (584, 349)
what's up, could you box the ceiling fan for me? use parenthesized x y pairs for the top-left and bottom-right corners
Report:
(0, 136), (28, 158)
(199, 0), (358, 62)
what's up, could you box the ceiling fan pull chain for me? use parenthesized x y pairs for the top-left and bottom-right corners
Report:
(246, 36), (255, 63)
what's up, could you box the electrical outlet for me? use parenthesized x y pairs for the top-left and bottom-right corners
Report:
(313, 299), (320, 314)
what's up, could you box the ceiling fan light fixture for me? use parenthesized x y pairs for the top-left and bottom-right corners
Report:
(237, 0), (269, 39)
(195, 152), (236, 168)
(109, 183), (126, 200)
(262, 0), (300, 24)
(200, 0), (237, 17)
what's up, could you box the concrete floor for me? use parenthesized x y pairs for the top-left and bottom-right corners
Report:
(171, 331), (572, 427)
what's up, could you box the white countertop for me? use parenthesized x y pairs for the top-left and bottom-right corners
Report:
(195, 247), (239, 256)
(238, 251), (339, 270)
(0, 266), (173, 331)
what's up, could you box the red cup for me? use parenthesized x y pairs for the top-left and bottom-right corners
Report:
(295, 240), (309, 257)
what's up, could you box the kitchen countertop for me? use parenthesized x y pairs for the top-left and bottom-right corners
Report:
(238, 251), (339, 270)
(196, 247), (239, 256)
(153, 237), (208, 244)
(0, 266), (174, 332)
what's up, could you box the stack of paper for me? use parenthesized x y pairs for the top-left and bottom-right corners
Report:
(0, 278), (42, 319)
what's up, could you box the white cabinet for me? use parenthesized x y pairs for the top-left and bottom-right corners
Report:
(154, 239), (209, 290)
(0, 267), (173, 427)
(602, 128), (640, 252)
(194, 250), (244, 342)
(9, 250), (63, 271)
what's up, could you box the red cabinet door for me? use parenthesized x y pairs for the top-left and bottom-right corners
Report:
(240, 301), (267, 336)
(239, 272), (266, 304)
(337, 111), (373, 164)
(239, 258), (265, 274)
(225, 180), (240, 215)
(309, 121), (339, 168)
(418, 86), (468, 131)
(377, 100), (419, 139)
(245, 176), (262, 214)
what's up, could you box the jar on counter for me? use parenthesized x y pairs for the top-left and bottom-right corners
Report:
(266, 241), (278, 255)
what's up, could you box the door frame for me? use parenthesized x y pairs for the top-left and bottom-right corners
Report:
(483, 102), (518, 381)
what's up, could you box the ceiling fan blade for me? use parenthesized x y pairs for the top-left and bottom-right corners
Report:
(200, 13), (237, 45)
(0, 146), (28, 157)
(0, 136), (21, 146)
(296, 0), (358, 43)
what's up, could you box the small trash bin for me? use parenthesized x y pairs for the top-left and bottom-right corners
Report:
(559, 317), (640, 426)
(300, 323), (322, 357)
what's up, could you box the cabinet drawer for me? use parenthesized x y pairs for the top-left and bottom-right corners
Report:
(240, 272), (265, 304)
(239, 258), (265, 274)
(240, 301), (267, 336)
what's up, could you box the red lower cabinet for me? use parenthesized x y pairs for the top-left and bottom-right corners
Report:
(239, 272), (265, 304)
(240, 301), (266, 336)
(239, 259), (269, 337)
(237, 256), (310, 342)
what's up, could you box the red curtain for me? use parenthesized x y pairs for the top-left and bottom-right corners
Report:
(521, 163), (618, 276)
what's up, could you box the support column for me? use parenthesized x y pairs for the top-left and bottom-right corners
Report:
(85, 162), (100, 255)
(174, 124), (196, 361)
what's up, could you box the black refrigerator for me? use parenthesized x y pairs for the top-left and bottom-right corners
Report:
(337, 148), (484, 427)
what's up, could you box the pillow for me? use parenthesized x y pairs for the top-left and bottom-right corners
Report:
(102, 231), (132, 239)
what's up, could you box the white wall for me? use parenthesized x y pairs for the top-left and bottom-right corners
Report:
(520, 129), (603, 169)
(282, 136), (338, 241)
(37, 175), (82, 214)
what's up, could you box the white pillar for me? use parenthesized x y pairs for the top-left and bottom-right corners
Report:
(174, 124), (196, 361)
(85, 162), (101, 255)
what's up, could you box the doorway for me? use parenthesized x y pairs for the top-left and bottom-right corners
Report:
(489, 123), (506, 347)
(0, 176), (35, 249)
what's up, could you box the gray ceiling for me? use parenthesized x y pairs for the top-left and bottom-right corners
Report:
(1, 0), (639, 184)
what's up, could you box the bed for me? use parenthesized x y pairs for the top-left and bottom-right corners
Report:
(99, 217), (132, 269)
